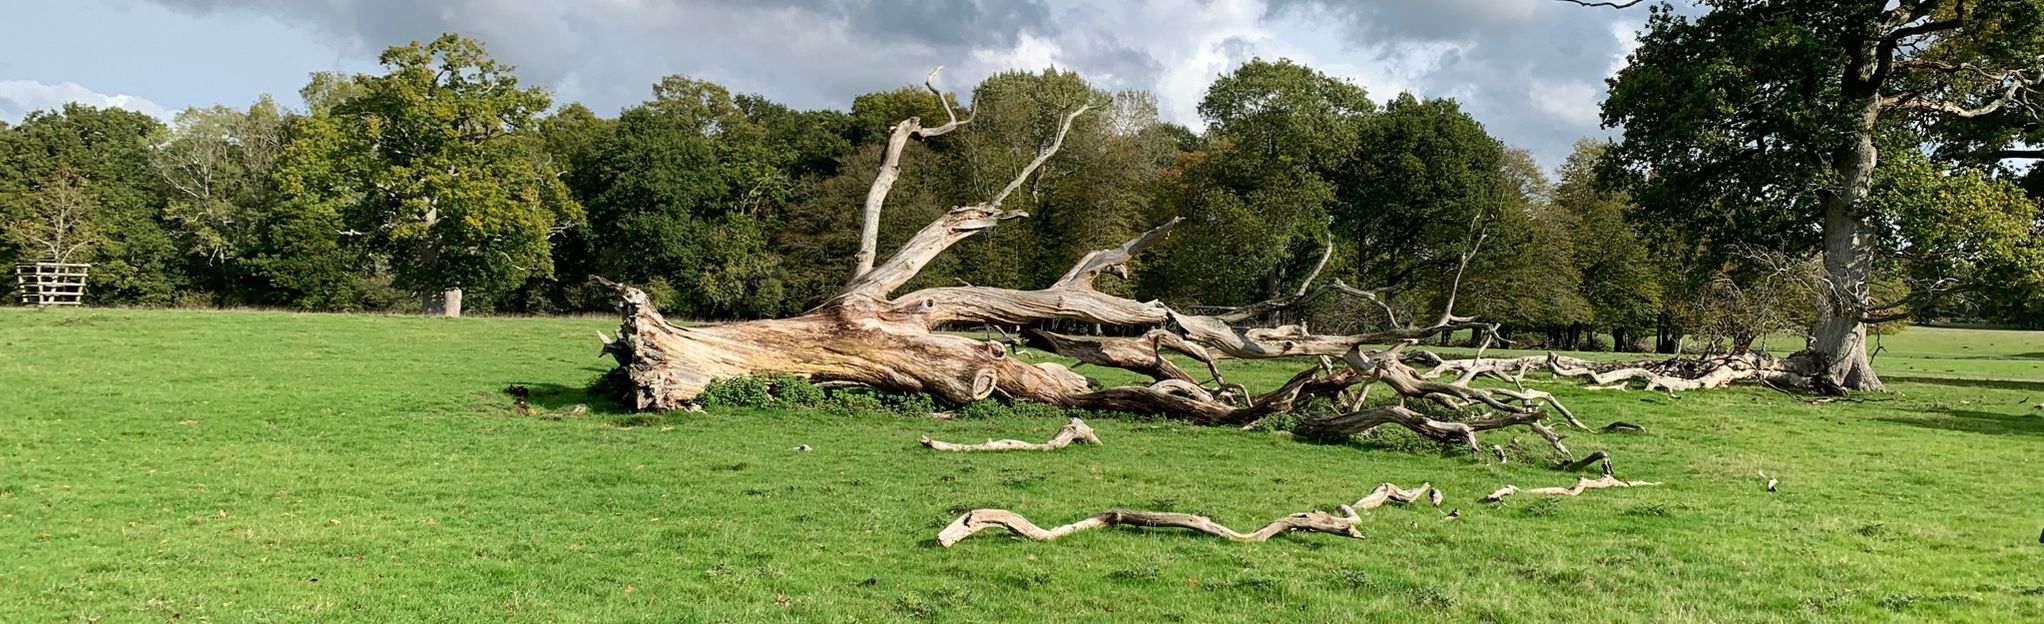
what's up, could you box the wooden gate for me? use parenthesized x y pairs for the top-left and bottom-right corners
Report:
(15, 262), (89, 306)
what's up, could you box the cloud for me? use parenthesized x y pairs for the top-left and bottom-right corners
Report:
(0, 80), (173, 124)
(1266, 0), (1642, 168)
(128, 0), (1660, 168)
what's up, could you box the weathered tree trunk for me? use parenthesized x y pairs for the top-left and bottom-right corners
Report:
(1811, 99), (1886, 392)
(423, 288), (463, 317)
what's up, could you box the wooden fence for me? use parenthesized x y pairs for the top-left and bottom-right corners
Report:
(15, 262), (89, 306)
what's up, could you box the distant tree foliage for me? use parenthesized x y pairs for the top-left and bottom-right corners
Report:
(4, 28), (2041, 350)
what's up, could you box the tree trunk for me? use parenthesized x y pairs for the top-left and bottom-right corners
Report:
(1810, 101), (1886, 392)
(423, 288), (463, 317)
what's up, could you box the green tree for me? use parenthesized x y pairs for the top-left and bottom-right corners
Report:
(943, 70), (1165, 293)
(574, 77), (777, 317)
(311, 34), (581, 316)
(1142, 59), (1370, 307)
(153, 96), (293, 302)
(1459, 148), (1593, 346)
(0, 105), (182, 304)
(1865, 144), (2044, 324)
(2, 165), (98, 264)
(1601, 0), (2044, 390)
(263, 107), (375, 310)
(1554, 140), (1664, 350)
(1337, 94), (1513, 309)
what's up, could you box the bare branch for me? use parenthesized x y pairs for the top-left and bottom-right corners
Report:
(988, 103), (1095, 209)
(841, 103), (1095, 300)
(1052, 217), (1182, 290)
(1552, 0), (1648, 7)
(850, 67), (974, 282)
(1296, 239), (1334, 297)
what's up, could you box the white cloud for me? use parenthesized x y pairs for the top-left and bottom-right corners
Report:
(0, 80), (173, 124)
(1531, 80), (1602, 127)
(103, 0), (1660, 168)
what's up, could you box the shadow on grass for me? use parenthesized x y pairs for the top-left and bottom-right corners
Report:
(1883, 375), (2044, 393)
(1875, 409), (2044, 437)
(518, 381), (632, 415)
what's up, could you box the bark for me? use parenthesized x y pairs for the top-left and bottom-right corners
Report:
(1812, 109), (1885, 391)
(1543, 351), (1816, 393)
(422, 288), (463, 318)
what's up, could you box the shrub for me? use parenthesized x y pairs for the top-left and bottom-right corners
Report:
(697, 375), (774, 408)
(762, 373), (826, 407)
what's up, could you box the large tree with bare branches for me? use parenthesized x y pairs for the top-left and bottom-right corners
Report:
(1593, 0), (2044, 391)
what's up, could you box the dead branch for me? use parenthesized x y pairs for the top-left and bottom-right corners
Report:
(938, 481), (1443, 546)
(1296, 404), (1568, 458)
(1352, 482), (1444, 509)
(1555, 0), (1646, 7)
(937, 507), (1363, 547)
(1545, 352), (1808, 393)
(1483, 455), (1660, 503)
(851, 67), (972, 280)
(1481, 474), (1661, 503)
(594, 69), (1642, 444)
(920, 417), (1101, 451)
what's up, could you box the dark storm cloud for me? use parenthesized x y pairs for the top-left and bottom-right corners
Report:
(142, 0), (1074, 111)
(134, 0), (1673, 169)
(1267, 0), (1646, 167)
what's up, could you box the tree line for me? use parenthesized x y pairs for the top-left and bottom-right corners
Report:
(4, 24), (2041, 354)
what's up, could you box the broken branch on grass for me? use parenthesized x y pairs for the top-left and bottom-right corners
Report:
(938, 482), (1447, 546)
(920, 417), (1101, 452)
(938, 507), (1362, 546)
(1482, 457), (1662, 503)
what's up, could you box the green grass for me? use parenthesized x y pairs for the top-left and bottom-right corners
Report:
(3, 308), (2042, 622)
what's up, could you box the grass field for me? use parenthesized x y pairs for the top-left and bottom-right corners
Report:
(3, 307), (2042, 622)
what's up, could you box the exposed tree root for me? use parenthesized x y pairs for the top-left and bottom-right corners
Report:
(920, 417), (1101, 451)
(938, 482), (1443, 546)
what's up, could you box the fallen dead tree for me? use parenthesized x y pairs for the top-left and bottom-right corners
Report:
(591, 67), (1621, 459)
(937, 482), (1442, 547)
(920, 417), (1101, 452)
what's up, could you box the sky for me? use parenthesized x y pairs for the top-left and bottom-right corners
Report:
(0, 0), (1662, 170)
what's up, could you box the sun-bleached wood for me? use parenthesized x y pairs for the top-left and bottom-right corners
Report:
(920, 417), (1101, 451)
(936, 482), (1442, 547)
